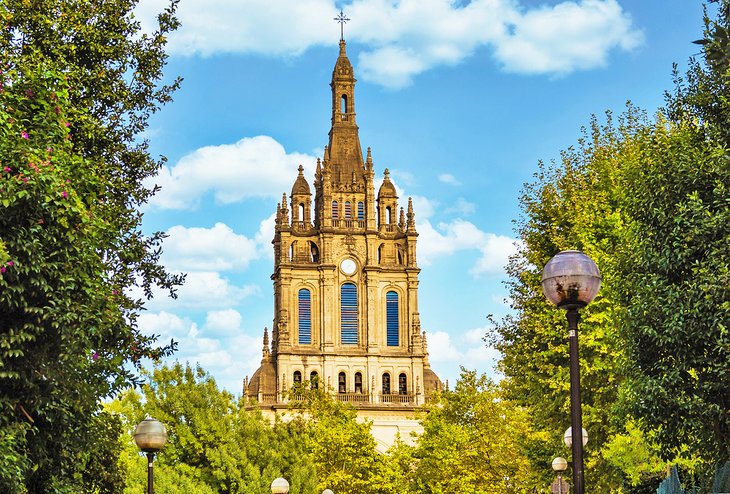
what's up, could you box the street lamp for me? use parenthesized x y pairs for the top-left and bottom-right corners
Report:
(322, 490), (335, 494)
(551, 457), (569, 494)
(133, 416), (168, 494)
(563, 426), (588, 448)
(542, 250), (601, 494)
(271, 477), (290, 494)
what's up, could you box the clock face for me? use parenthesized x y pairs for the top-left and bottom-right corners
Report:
(340, 258), (357, 275)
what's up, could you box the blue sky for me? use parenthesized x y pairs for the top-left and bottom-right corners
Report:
(131, 0), (706, 394)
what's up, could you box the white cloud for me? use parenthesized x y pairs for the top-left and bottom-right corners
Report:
(147, 136), (315, 210)
(417, 218), (517, 275)
(163, 223), (260, 271)
(445, 197), (476, 215)
(137, 309), (263, 393)
(137, 271), (260, 311)
(493, 0), (644, 75)
(138, 311), (198, 340)
(438, 173), (460, 186)
(426, 330), (461, 363)
(137, 0), (643, 88)
(425, 328), (502, 384)
(203, 309), (244, 338)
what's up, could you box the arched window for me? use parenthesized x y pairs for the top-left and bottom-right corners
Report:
(298, 289), (311, 344)
(386, 291), (399, 346)
(355, 372), (363, 393)
(340, 283), (358, 344)
(338, 372), (346, 393)
(293, 371), (302, 384)
(309, 242), (319, 262)
(399, 373), (408, 395)
(378, 244), (384, 264)
(332, 201), (339, 219)
(386, 206), (392, 224)
(310, 371), (319, 390)
(357, 201), (364, 220)
(341, 94), (347, 113)
(344, 201), (351, 219)
(382, 373), (391, 395)
(298, 203), (305, 221)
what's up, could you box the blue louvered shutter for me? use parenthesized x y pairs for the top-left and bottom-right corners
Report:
(298, 289), (311, 344)
(357, 201), (364, 220)
(386, 291), (399, 346)
(341, 283), (358, 344)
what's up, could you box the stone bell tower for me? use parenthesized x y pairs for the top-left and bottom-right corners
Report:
(244, 36), (442, 450)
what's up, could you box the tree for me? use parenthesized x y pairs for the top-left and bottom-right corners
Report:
(0, 1), (182, 490)
(290, 384), (395, 494)
(494, 2), (730, 483)
(109, 363), (319, 494)
(491, 107), (649, 490)
(406, 370), (538, 494)
(619, 0), (730, 465)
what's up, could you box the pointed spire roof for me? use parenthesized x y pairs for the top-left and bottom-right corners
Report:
(326, 36), (365, 188)
(291, 164), (311, 196)
(378, 168), (397, 199)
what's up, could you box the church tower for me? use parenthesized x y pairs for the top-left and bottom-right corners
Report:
(245, 38), (442, 444)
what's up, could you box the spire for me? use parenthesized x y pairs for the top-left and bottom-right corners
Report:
(291, 164), (311, 196)
(406, 197), (416, 232)
(399, 207), (405, 229)
(262, 327), (270, 357)
(327, 28), (365, 189)
(280, 193), (289, 227)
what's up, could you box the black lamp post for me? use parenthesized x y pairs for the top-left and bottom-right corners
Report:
(542, 250), (601, 494)
(134, 416), (168, 494)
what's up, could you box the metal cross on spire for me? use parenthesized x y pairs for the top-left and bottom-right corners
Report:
(334, 10), (350, 41)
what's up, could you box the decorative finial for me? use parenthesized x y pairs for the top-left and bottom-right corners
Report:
(407, 197), (416, 231)
(298, 164), (304, 175)
(334, 10), (350, 41)
(263, 327), (270, 356)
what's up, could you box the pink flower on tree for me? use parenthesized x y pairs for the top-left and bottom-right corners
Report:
(20, 131), (28, 139)
(61, 191), (68, 198)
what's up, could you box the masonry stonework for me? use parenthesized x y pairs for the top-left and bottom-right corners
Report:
(244, 39), (442, 451)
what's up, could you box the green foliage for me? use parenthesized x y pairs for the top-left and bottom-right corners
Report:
(0, 0), (182, 490)
(109, 363), (318, 494)
(289, 384), (396, 494)
(494, 3), (730, 485)
(492, 107), (645, 490)
(616, 118), (730, 465)
(405, 369), (538, 493)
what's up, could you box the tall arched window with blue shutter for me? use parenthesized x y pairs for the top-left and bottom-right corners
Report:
(357, 201), (364, 220)
(298, 289), (311, 344)
(341, 283), (358, 344)
(386, 291), (399, 346)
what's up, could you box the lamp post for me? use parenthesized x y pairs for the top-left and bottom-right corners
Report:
(542, 250), (601, 494)
(133, 416), (168, 494)
(322, 490), (335, 494)
(551, 457), (569, 494)
(271, 477), (290, 494)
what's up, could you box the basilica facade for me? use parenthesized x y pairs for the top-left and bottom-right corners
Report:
(244, 38), (442, 448)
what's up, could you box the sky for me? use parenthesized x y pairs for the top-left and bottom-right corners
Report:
(131, 0), (707, 394)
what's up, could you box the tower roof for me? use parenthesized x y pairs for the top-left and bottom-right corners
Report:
(326, 38), (365, 188)
(291, 165), (311, 196)
(377, 168), (398, 199)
